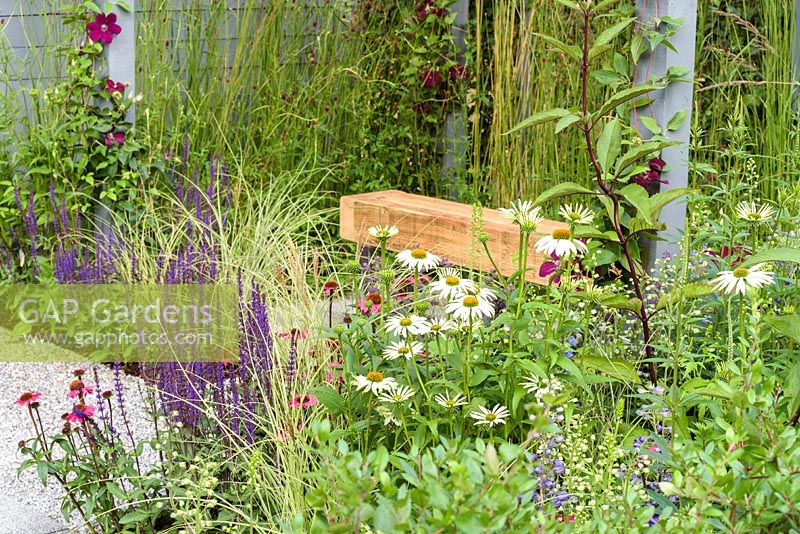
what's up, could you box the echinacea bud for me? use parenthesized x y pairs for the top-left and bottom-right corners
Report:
(378, 269), (396, 285)
(413, 301), (429, 315)
(478, 231), (489, 244)
(30, 402), (40, 409)
(342, 315), (352, 325)
(344, 260), (361, 274)
(17, 440), (25, 449)
(102, 390), (113, 399)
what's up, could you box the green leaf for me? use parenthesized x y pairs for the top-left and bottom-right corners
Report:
(36, 462), (49, 486)
(591, 69), (623, 87)
(630, 33), (647, 63)
(556, 356), (586, 389)
(739, 248), (800, 269)
(554, 113), (581, 134)
(554, 0), (579, 8)
(577, 355), (640, 384)
(619, 184), (652, 223)
(310, 386), (345, 414)
(593, 18), (635, 48)
(506, 108), (570, 135)
(533, 182), (595, 206)
(615, 140), (680, 175)
(763, 316), (800, 344)
(535, 34), (583, 62)
(639, 116), (662, 135)
(588, 43), (614, 62)
(667, 109), (688, 131)
(120, 510), (152, 525)
(596, 119), (622, 172)
(655, 282), (715, 311)
(597, 82), (662, 119)
(627, 218), (666, 235)
(598, 294), (642, 315)
(649, 187), (697, 220)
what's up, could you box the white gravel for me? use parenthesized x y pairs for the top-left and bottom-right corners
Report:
(0, 353), (153, 532)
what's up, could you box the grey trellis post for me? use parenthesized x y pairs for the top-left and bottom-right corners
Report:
(103, 1), (136, 124)
(94, 0), (136, 236)
(443, 0), (469, 200)
(633, 0), (697, 269)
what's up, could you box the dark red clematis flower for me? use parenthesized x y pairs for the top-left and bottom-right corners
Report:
(648, 157), (666, 172)
(87, 13), (122, 45)
(105, 79), (125, 94)
(705, 245), (751, 266)
(416, 0), (447, 21)
(104, 131), (126, 146)
(449, 63), (470, 81)
(633, 169), (668, 189)
(421, 70), (443, 89)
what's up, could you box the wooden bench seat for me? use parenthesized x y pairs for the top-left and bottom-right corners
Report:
(340, 190), (568, 284)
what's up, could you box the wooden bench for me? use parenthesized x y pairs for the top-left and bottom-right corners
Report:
(340, 190), (568, 284)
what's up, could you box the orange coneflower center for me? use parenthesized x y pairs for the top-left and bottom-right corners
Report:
(69, 379), (85, 392)
(552, 228), (571, 240)
(411, 248), (428, 259)
(19, 392), (33, 402)
(366, 371), (383, 382)
(463, 295), (479, 308)
(366, 292), (382, 305)
(445, 275), (460, 286)
(399, 317), (412, 327)
(732, 268), (750, 278)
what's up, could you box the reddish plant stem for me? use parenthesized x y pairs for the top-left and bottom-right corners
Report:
(790, 404), (800, 427)
(580, 8), (657, 386)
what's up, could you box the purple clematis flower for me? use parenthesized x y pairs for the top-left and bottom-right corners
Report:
(421, 69), (443, 88)
(105, 79), (125, 94)
(105, 131), (126, 146)
(87, 13), (122, 45)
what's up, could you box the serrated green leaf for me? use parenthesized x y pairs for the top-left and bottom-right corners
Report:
(310, 386), (345, 414)
(739, 248), (800, 269)
(639, 116), (662, 135)
(628, 218), (666, 235)
(577, 355), (640, 384)
(533, 182), (595, 206)
(650, 187), (697, 220)
(506, 108), (570, 135)
(615, 140), (680, 175)
(597, 82), (662, 119)
(763, 316), (800, 343)
(597, 119), (622, 172)
(554, 113), (581, 133)
(598, 294), (642, 315)
(535, 33), (583, 61)
(655, 282), (715, 311)
(619, 184), (652, 223)
(593, 18), (635, 48)
(667, 109), (688, 131)
(591, 69), (623, 87)
(588, 43), (614, 62)
(556, 356), (586, 389)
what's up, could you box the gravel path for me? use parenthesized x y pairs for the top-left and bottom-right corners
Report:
(0, 327), (153, 533)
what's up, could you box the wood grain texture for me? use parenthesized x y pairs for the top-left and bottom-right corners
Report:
(340, 190), (568, 285)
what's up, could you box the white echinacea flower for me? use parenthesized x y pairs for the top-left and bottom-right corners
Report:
(378, 384), (415, 404)
(470, 404), (510, 427)
(382, 340), (424, 361)
(499, 199), (543, 232)
(396, 248), (440, 271)
(428, 268), (478, 299)
(353, 371), (398, 395)
(559, 203), (594, 226)
(735, 201), (775, 225)
(445, 292), (496, 322)
(368, 225), (399, 240)
(534, 228), (588, 258)
(711, 263), (774, 295)
(385, 314), (430, 337)
(434, 391), (467, 409)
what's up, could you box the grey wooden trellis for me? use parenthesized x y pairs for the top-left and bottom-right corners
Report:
(103, 0), (136, 123)
(443, 0), (469, 200)
(633, 0), (697, 269)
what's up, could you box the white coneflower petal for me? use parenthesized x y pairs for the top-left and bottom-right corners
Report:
(445, 293), (496, 322)
(499, 199), (543, 233)
(428, 316), (457, 336)
(396, 248), (441, 271)
(711, 263), (775, 295)
(559, 203), (594, 225)
(378, 384), (416, 404)
(429, 268), (478, 299)
(385, 314), (431, 337)
(469, 404), (510, 427)
(534, 228), (588, 258)
(368, 225), (400, 240)
(434, 391), (467, 409)
(735, 201), (775, 225)
(353, 372), (398, 395)
(382, 340), (424, 361)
